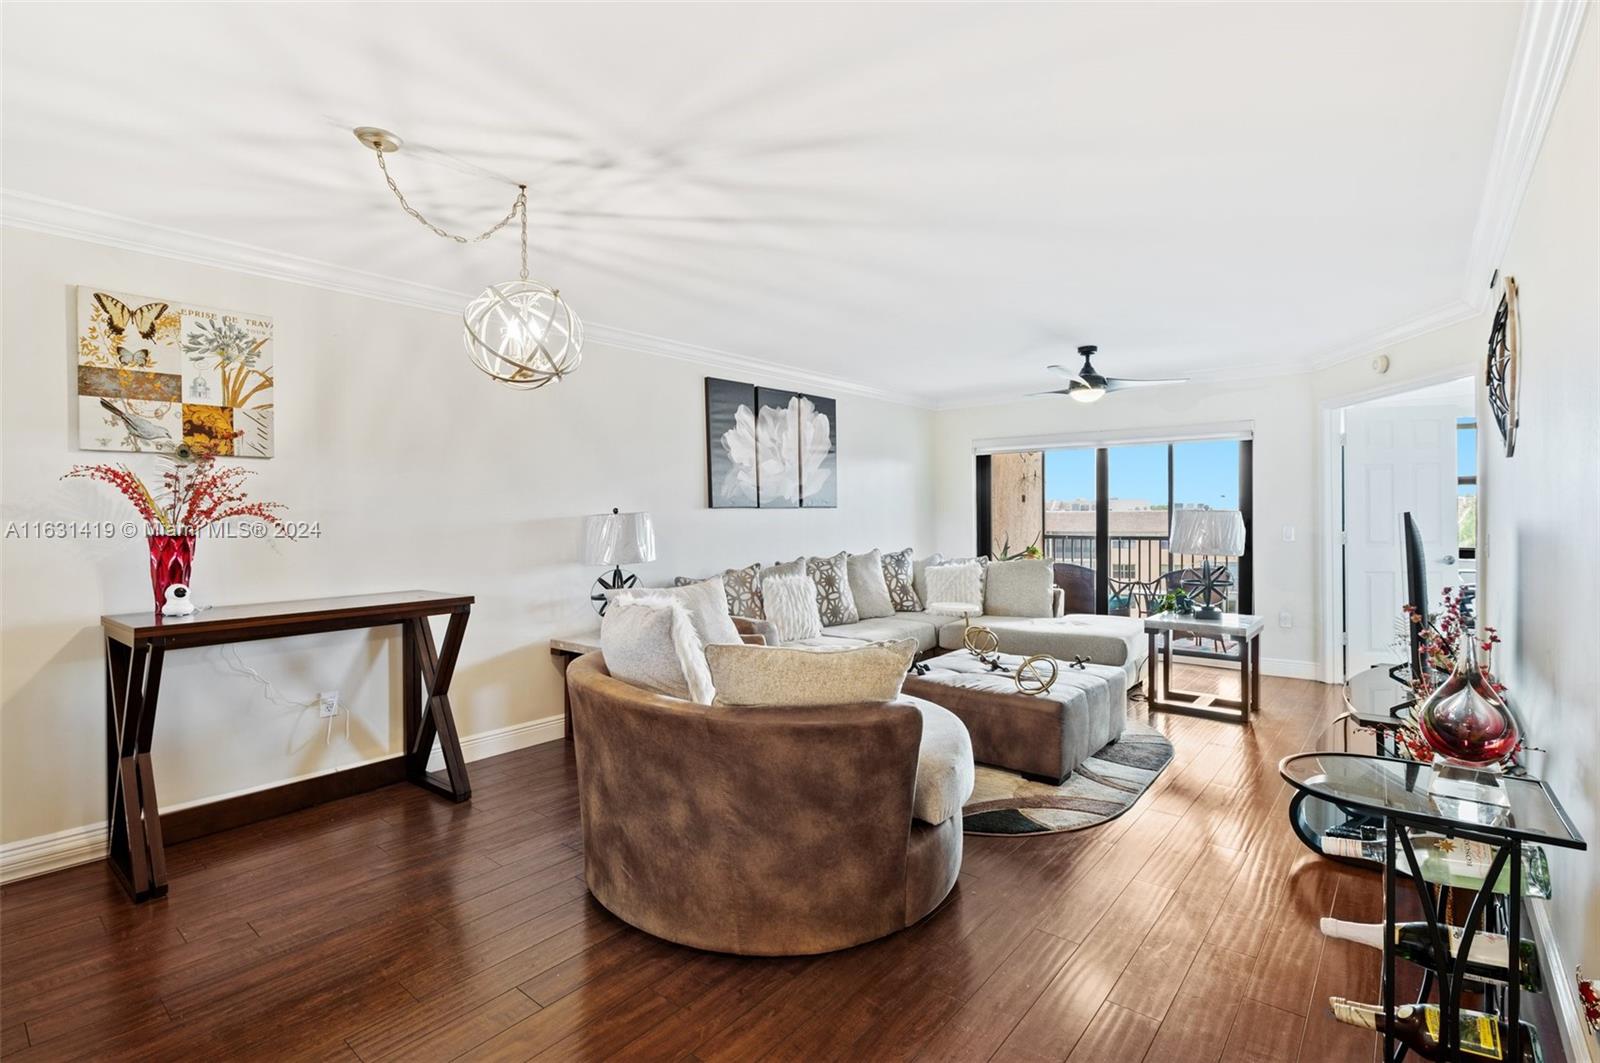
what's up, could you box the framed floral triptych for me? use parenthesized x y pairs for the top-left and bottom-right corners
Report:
(704, 377), (836, 509)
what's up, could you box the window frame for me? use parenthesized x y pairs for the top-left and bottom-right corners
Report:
(1457, 419), (1477, 560)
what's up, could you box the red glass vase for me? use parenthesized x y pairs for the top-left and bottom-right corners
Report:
(1417, 627), (1519, 766)
(147, 534), (196, 611)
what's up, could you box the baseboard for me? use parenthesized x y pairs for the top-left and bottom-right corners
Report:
(1529, 898), (1600, 1063)
(1166, 652), (1320, 681)
(0, 712), (566, 885)
(0, 822), (110, 885)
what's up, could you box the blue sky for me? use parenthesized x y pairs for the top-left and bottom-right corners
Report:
(1044, 440), (1241, 508)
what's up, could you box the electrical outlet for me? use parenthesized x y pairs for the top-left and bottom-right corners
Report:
(1278, 610), (1293, 629)
(318, 691), (339, 718)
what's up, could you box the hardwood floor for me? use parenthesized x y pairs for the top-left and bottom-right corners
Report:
(1, 665), (1389, 1061)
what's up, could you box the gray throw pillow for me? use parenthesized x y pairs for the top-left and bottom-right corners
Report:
(909, 552), (947, 609)
(983, 558), (1053, 617)
(883, 548), (922, 611)
(675, 562), (763, 620)
(847, 549), (896, 619)
(706, 638), (917, 706)
(806, 551), (859, 626)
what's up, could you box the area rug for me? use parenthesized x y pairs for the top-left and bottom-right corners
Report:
(962, 722), (1174, 836)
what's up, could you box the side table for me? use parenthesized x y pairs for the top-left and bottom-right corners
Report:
(1143, 611), (1263, 724)
(550, 633), (600, 742)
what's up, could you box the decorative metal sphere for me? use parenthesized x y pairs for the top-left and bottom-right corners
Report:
(462, 280), (583, 389)
(963, 622), (1000, 659)
(1013, 654), (1059, 696)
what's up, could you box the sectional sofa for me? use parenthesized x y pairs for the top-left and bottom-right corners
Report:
(681, 552), (1148, 686)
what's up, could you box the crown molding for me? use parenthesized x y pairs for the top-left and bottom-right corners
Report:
(0, 189), (926, 408)
(1460, 0), (1590, 312)
(1306, 297), (1480, 372)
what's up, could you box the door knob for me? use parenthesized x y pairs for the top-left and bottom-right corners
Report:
(1439, 555), (1456, 565)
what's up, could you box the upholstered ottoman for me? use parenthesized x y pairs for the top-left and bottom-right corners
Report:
(903, 651), (1127, 785)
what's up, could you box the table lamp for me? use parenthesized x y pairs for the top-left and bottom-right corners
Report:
(1169, 509), (1245, 621)
(581, 508), (656, 615)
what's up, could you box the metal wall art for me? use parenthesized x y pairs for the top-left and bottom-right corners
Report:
(1485, 275), (1520, 458)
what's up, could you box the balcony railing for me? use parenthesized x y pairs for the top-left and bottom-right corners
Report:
(1042, 532), (1239, 617)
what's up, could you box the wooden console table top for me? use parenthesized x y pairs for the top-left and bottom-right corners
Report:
(103, 590), (474, 648)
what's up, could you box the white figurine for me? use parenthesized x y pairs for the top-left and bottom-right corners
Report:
(161, 584), (196, 617)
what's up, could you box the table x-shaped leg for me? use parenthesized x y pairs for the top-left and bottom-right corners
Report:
(404, 609), (472, 802)
(105, 637), (168, 901)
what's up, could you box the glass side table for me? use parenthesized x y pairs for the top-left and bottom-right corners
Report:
(1280, 752), (1585, 1061)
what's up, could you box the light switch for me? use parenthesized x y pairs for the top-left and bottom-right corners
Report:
(1281, 525), (1296, 542)
(1278, 610), (1293, 629)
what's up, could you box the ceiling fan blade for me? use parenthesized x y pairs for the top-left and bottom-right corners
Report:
(1102, 376), (1189, 392)
(1045, 364), (1083, 379)
(1031, 385), (1085, 397)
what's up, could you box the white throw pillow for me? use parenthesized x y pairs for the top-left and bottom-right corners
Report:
(924, 561), (985, 616)
(762, 573), (824, 644)
(614, 575), (741, 647)
(599, 596), (716, 704)
(706, 639), (917, 706)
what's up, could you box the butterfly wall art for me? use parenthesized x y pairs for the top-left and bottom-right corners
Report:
(75, 286), (274, 457)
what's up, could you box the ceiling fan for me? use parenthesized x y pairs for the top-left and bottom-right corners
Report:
(1039, 345), (1189, 404)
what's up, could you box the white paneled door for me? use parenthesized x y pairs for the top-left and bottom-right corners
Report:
(1342, 405), (1460, 677)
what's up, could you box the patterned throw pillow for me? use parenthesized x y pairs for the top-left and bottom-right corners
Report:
(721, 562), (764, 619)
(676, 564), (765, 619)
(882, 548), (921, 612)
(806, 551), (859, 626)
(762, 573), (824, 643)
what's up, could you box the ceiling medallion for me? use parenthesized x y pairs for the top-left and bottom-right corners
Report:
(354, 127), (583, 390)
(1485, 275), (1519, 457)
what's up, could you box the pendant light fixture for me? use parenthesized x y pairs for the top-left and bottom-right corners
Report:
(355, 127), (583, 389)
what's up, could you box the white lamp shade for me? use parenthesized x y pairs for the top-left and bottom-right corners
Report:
(1169, 509), (1246, 557)
(581, 510), (656, 566)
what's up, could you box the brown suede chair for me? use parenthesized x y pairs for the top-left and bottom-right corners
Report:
(566, 653), (963, 956)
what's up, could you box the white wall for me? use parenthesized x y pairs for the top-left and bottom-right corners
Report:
(1476, 13), (1599, 1024)
(0, 227), (936, 851)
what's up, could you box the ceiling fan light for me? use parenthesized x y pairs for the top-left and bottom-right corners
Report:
(1070, 386), (1106, 403)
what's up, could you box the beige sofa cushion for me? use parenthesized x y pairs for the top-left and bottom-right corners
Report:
(847, 549), (896, 619)
(983, 559), (1054, 617)
(706, 639), (917, 707)
(824, 615), (941, 653)
(903, 695), (976, 825)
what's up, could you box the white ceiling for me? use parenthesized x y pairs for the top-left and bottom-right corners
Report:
(2, 2), (1529, 404)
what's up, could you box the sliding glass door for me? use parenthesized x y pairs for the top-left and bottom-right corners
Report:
(980, 437), (1252, 617)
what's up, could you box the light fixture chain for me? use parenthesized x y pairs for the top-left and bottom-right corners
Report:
(519, 187), (529, 281)
(374, 149), (523, 244)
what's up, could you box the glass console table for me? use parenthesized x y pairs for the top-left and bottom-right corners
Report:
(1280, 752), (1585, 1061)
(1285, 665), (1414, 869)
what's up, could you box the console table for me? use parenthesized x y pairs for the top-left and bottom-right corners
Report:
(1143, 611), (1263, 723)
(102, 591), (474, 903)
(1280, 752), (1584, 1061)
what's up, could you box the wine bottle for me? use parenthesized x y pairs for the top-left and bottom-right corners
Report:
(1320, 917), (1542, 991)
(1328, 998), (1541, 1062)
